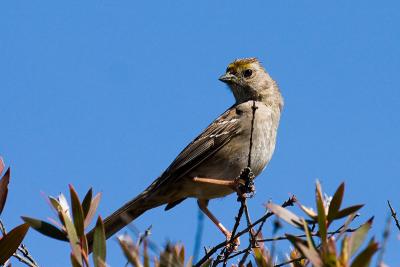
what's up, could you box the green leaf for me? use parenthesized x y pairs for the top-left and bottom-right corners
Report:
(302, 219), (317, 250)
(0, 168), (10, 215)
(315, 181), (327, 242)
(70, 252), (82, 267)
(61, 209), (82, 266)
(252, 247), (267, 267)
(327, 182), (345, 224)
(81, 188), (93, 220)
(0, 223), (30, 264)
(349, 217), (374, 257)
(335, 205), (364, 220)
(69, 185), (85, 238)
(84, 192), (102, 229)
(339, 236), (350, 265)
(266, 202), (303, 228)
(21, 216), (68, 241)
(350, 239), (379, 267)
(93, 217), (106, 267)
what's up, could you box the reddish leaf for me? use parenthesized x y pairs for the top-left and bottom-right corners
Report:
(0, 223), (30, 264)
(84, 193), (101, 228)
(93, 217), (106, 267)
(0, 168), (10, 215)
(69, 185), (85, 238)
(81, 188), (93, 219)
(327, 182), (345, 224)
(335, 205), (364, 220)
(21, 216), (68, 241)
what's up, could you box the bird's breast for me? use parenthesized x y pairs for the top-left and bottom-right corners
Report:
(183, 102), (281, 200)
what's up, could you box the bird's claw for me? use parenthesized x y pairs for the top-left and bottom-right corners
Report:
(225, 233), (240, 252)
(234, 167), (256, 200)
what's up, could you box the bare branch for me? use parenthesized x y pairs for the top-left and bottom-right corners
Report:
(194, 196), (295, 267)
(388, 200), (400, 232)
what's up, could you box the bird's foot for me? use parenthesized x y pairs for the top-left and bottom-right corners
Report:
(225, 233), (240, 252)
(234, 167), (256, 200)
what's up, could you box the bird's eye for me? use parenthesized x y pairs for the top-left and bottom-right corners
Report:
(243, 69), (253, 78)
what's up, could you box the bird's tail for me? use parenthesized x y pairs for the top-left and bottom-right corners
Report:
(86, 187), (167, 251)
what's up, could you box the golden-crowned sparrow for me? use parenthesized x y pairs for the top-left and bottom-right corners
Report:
(87, 57), (283, 246)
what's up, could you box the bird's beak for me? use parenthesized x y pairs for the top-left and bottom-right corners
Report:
(219, 73), (236, 84)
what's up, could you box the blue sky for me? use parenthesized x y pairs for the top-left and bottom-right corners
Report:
(1, 1), (399, 266)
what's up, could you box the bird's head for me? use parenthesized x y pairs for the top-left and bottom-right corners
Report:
(219, 58), (283, 108)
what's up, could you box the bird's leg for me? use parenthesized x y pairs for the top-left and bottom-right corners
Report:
(193, 167), (256, 197)
(192, 177), (236, 188)
(197, 199), (240, 249)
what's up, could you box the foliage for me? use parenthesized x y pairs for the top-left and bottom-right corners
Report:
(0, 158), (32, 266)
(267, 182), (379, 267)
(118, 234), (198, 267)
(22, 186), (105, 267)
(0, 154), (385, 266)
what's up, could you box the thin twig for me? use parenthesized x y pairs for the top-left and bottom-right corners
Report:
(243, 202), (255, 244)
(230, 205), (245, 244)
(195, 197), (295, 267)
(238, 249), (251, 266)
(219, 202), (246, 267)
(12, 252), (39, 267)
(388, 200), (400, 232)
(18, 244), (40, 267)
(0, 219), (6, 235)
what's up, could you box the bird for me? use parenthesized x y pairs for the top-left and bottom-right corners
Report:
(87, 57), (284, 248)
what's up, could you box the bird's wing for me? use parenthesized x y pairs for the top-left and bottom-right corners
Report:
(149, 106), (241, 191)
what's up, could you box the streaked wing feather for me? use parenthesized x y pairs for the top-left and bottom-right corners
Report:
(151, 107), (240, 190)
